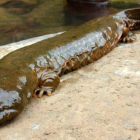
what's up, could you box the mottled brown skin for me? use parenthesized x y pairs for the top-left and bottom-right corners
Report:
(0, 8), (140, 127)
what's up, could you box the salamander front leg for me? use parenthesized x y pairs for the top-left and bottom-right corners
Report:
(33, 70), (60, 98)
(120, 27), (136, 43)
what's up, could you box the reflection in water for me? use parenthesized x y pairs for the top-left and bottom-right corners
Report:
(67, 0), (108, 5)
(109, 0), (140, 11)
(64, 1), (115, 21)
(0, 0), (139, 46)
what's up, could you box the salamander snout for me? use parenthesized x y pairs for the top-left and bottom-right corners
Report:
(0, 88), (22, 126)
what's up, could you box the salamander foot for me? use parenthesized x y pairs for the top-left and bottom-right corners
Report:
(120, 26), (137, 43)
(121, 31), (136, 43)
(33, 70), (60, 98)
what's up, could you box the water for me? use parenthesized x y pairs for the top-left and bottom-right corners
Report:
(0, 0), (139, 46)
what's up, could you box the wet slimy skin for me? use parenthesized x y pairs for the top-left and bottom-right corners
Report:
(0, 8), (140, 126)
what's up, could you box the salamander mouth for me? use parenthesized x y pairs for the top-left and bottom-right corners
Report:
(0, 108), (18, 127)
(0, 109), (18, 116)
(0, 103), (16, 112)
(0, 89), (23, 126)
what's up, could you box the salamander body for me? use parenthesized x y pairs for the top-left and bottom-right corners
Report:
(0, 8), (140, 126)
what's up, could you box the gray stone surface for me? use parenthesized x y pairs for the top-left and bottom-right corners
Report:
(0, 32), (64, 59)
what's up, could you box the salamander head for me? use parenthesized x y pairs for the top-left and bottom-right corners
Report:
(0, 55), (39, 126)
(0, 89), (23, 126)
(0, 67), (37, 127)
(0, 72), (37, 127)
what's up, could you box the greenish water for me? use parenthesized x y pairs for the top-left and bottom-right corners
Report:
(0, 0), (139, 45)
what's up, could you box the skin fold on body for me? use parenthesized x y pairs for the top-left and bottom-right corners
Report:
(0, 8), (140, 127)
